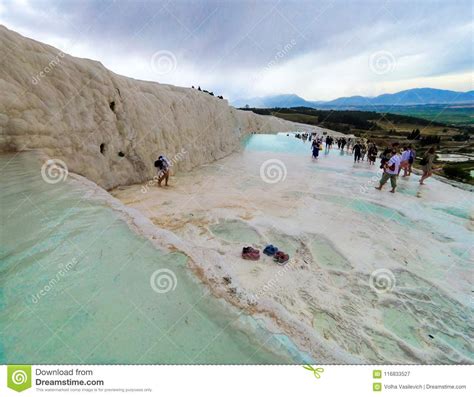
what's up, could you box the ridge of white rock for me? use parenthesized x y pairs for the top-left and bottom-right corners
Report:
(0, 25), (320, 189)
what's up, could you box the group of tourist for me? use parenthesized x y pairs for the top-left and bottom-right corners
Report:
(336, 137), (350, 151)
(305, 132), (438, 193)
(376, 143), (436, 192)
(352, 140), (378, 164)
(376, 143), (436, 193)
(309, 133), (340, 158)
(155, 132), (438, 192)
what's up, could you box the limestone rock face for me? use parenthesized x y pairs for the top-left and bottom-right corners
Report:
(0, 25), (311, 189)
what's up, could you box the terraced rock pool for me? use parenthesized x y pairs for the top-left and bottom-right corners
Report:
(2, 133), (473, 364)
(0, 152), (311, 364)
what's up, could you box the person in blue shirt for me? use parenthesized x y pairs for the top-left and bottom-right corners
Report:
(312, 138), (320, 159)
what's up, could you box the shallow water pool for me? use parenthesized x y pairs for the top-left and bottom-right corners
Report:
(0, 153), (311, 364)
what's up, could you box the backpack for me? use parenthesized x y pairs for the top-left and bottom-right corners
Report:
(386, 154), (398, 171)
(154, 159), (164, 169)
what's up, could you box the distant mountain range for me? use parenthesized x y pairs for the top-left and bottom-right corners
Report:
(232, 94), (317, 109)
(232, 88), (474, 109)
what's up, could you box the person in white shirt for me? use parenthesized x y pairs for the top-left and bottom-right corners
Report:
(375, 149), (401, 193)
(399, 145), (411, 177)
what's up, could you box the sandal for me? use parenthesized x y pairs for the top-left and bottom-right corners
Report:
(263, 244), (279, 256)
(242, 247), (260, 260)
(273, 251), (289, 264)
(242, 251), (260, 260)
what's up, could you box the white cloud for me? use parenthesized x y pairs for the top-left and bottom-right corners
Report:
(1, 0), (472, 101)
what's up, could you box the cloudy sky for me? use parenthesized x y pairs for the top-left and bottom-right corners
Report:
(1, 0), (472, 101)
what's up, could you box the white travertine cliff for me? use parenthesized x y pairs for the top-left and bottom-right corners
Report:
(0, 25), (315, 189)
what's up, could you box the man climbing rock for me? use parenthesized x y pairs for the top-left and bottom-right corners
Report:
(154, 155), (171, 187)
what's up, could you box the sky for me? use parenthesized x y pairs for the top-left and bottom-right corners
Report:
(1, 0), (472, 101)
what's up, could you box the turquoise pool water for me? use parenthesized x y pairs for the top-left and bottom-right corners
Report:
(242, 133), (473, 363)
(244, 133), (310, 154)
(2, 133), (472, 364)
(0, 153), (311, 364)
(245, 134), (473, 248)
